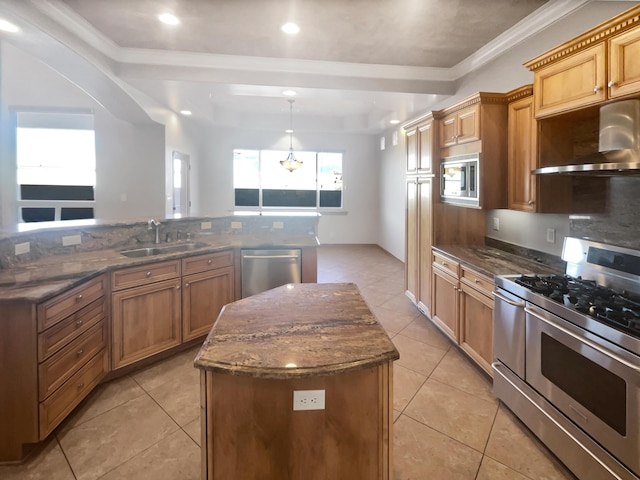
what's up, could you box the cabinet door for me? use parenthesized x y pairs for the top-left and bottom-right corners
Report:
(534, 43), (606, 118)
(440, 114), (457, 147)
(406, 128), (418, 173)
(417, 178), (433, 316)
(405, 178), (419, 303)
(417, 122), (434, 173)
(459, 283), (493, 376)
(111, 278), (182, 369)
(609, 27), (640, 99)
(182, 266), (234, 341)
(508, 95), (537, 212)
(456, 105), (480, 144)
(431, 267), (458, 341)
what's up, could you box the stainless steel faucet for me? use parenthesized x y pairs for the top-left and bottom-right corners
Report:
(148, 219), (161, 244)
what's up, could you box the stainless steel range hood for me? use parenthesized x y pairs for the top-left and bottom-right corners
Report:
(533, 99), (640, 175)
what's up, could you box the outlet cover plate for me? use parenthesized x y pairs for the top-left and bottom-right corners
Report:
(62, 234), (81, 246)
(293, 389), (325, 411)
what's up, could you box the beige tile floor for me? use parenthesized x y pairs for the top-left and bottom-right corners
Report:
(0, 244), (577, 480)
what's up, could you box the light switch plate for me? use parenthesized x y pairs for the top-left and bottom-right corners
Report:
(62, 234), (81, 246)
(201, 221), (212, 230)
(15, 242), (30, 255)
(231, 221), (242, 229)
(272, 221), (284, 229)
(546, 228), (556, 243)
(492, 217), (500, 231)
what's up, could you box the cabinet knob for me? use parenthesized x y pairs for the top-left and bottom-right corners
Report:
(442, 262), (448, 267)
(207, 259), (213, 265)
(474, 279), (480, 284)
(176, 285), (181, 290)
(76, 294), (83, 302)
(184, 283), (190, 288)
(77, 382), (84, 389)
(593, 86), (602, 93)
(528, 200), (534, 206)
(608, 80), (617, 88)
(146, 271), (152, 277)
(76, 320), (83, 328)
(76, 348), (84, 356)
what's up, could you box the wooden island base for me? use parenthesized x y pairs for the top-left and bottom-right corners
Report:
(195, 283), (399, 480)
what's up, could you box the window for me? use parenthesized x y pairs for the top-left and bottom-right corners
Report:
(16, 111), (96, 223)
(233, 149), (343, 210)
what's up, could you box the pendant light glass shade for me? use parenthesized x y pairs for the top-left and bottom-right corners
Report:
(281, 99), (303, 172)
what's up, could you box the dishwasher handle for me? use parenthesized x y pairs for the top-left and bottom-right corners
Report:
(242, 254), (300, 260)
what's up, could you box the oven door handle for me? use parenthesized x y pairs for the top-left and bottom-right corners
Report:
(493, 290), (525, 307)
(525, 306), (640, 373)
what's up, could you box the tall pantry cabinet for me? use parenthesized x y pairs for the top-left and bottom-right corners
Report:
(403, 115), (435, 317)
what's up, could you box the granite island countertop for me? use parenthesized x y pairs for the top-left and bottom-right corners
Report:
(433, 244), (564, 279)
(194, 282), (399, 379)
(0, 234), (318, 302)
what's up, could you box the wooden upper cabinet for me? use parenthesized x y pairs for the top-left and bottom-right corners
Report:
(439, 104), (480, 148)
(507, 88), (537, 212)
(405, 128), (418, 173)
(418, 122), (434, 173)
(526, 4), (640, 118)
(609, 26), (640, 99)
(532, 43), (606, 118)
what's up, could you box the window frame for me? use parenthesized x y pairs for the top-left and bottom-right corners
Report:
(232, 148), (345, 213)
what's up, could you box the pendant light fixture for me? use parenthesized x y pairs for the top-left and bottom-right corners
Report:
(280, 99), (303, 172)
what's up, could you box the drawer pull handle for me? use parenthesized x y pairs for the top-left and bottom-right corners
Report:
(207, 259), (213, 265)
(77, 382), (84, 389)
(474, 279), (480, 284)
(76, 294), (83, 302)
(76, 320), (83, 328)
(442, 262), (448, 266)
(146, 271), (152, 277)
(76, 348), (84, 356)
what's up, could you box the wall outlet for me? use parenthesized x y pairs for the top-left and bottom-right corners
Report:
(293, 389), (325, 411)
(492, 217), (500, 231)
(201, 221), (212, 230)
(15, 242), (30, 255)
(62, 234), (81, 246)
(546, 228), (556, 243)
(231, 221), (242, 229)
(272, 221), (284, 229)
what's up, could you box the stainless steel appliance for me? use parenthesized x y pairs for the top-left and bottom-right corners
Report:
(240, 249), (301, 298)
(493, 237), (640, 480)
(440, 153), (479, 206)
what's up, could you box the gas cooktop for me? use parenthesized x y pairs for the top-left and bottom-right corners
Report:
(514, 273), (640, 338)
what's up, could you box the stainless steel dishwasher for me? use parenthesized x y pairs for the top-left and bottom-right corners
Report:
(241, 249), (302, 298)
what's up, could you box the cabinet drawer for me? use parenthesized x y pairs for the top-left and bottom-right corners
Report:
(38, 321), (107, 401)
(37, 276), (106, 332)
(39, 349), (108, 438)
(38, 298), (106, 361)
(432, 252), (459, 277)
(111, 260), (180, 291)
(182, 250), (233, 275)
(460, 266), (494, 297)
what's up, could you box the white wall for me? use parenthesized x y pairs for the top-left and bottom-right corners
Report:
(196, 127), (380, 245)
(0, 41), (168, 230)
(378, 129), (407, 260)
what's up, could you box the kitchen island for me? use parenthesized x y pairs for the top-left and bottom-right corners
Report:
(194, 282), (399, 480)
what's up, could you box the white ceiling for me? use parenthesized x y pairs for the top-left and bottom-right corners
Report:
(0, 0), (635, 133)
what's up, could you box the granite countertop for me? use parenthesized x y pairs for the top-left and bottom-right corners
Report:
(0, 234), (318, 302)
(433, 244), (563, 279)
(194, 283), (399, 379)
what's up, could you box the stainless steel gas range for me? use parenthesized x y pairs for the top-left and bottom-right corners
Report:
(493, 237), (640, 480)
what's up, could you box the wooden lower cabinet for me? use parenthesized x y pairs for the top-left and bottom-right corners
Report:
(459, 266), (494, 376)
(430, 251), (495, 376)
(112, 277), (182, 370)
(431, 266), (459, 341)
(182, 266), (234, 341)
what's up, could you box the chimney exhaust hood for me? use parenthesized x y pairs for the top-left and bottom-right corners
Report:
(533, 99), (640, 175)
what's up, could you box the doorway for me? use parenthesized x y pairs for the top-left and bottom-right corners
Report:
(172, 151), (190, 217)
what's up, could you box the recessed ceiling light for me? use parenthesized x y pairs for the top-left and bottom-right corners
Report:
(389, 119), (400, 125)
(158, 13), (180, 25)
(179, 110), (192, 116)
(282, 90), (297, 96)
(281, 22), (300, 34)
(285, 129), (293, 134)
(0, 18), (20, 33)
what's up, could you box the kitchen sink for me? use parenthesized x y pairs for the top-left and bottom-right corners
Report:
(119, 242), (210, 258)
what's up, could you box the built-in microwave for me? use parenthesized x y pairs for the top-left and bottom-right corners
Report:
(440, 153), (479, 207)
